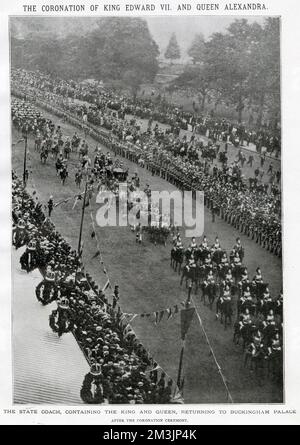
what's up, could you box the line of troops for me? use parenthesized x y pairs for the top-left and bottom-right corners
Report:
(12, 84), (281, 259)
(171, 233), (283, 379)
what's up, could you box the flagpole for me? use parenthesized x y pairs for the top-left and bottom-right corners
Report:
(176, 339), (185, 392)
(77, 180), (88, 254)
(175, 306), (195, 397)
(22, 125), (28, 187)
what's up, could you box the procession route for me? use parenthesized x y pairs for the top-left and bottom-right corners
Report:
(12, 247), (90, 405)
(12, 104), (283, 404)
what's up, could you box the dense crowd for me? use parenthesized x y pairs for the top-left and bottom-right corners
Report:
(12, 68), (281, 157)
(12, 174), (180, 404)
(11, 71), (282, 257)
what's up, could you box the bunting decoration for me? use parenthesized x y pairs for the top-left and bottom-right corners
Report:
(166, 308), (173, 320)
(91, 250), (100, 259)
(119, 300), (189, 326)
(102, 278), (111, 292)
(54, 197), (72, 207)
(72, 193), (82, 209)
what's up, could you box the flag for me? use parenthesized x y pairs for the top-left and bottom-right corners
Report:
(129, 314), (138, 323)
(158, 310), (164, 323)
(54, 199), (65, 208)
(170, 388), (184, 404)
(72, 194), (82, 210)
(102, 279), (110, 292)
(91, 250), (100, 259)
(166, 308), (173, 320)
(180, 307), (195, 341)
(146, 364), (161, 373)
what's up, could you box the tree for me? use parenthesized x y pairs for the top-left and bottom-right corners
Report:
(10, 17), (160, 97)
(204, 20), (264, 123)
(164, 33), (181, 64)
(188, 33), (206, 64)
(170, 65), (213, 111)
(247, 17), (280, 127)
(83, 18), (160, 97)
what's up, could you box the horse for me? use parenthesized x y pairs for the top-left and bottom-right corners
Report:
(216, 297), (233, 329)
(180, 264), (197, 290)
(266, 348), (283, 383)
(170, 247), (184, 273)
(40, 149), (48, 164)
(34, 136), (41, 152)
(233, 320), (256, 350)
(60, 168), (68, 185)
(231, 263), (245, 284)
(75, 171), (83, 188)
(52, 144), (59, 159)
(244, 344), (266, 383)
(201, 281), (218, 309)
(64, 144), (71, 159)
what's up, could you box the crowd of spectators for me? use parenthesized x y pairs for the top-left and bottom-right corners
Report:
(12, 68), (281, 156)
(11, 70), (282, 257)
(12, 172), (180, 404)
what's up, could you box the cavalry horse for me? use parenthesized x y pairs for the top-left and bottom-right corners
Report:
(40, 148), (49, 164)
(216, 296), (233, 329)
(180, 263), (198, 291)
(201, 281), (218, 309)
(170, 247), (185, 273)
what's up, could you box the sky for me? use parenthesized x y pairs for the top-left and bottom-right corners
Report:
(145, 16), (266, 60)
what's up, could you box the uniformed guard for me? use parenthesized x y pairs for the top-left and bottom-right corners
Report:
(190, 236), (197, 251)
(112, 285), (120, 309)
(48, 195), (54, 217)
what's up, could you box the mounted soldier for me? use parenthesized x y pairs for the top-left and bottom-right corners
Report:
(233, 237), (245, 261)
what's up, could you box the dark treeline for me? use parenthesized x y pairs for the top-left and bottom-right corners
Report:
(11, 17), (160, 99)
(171, 18), (280, 128)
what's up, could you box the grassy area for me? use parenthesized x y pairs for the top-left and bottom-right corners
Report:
(12, 106), (283, 403)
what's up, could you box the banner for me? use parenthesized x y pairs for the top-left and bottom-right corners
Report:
(180, 307), (195, 341)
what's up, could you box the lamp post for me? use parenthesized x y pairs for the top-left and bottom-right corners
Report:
(77, 179), (89, 255)
(22, 123), (29, 187)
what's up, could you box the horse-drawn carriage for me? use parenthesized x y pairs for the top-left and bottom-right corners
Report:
(112, 167), (128, 182)
(145, 225), (170, 246)
(105, 166), (128, 182)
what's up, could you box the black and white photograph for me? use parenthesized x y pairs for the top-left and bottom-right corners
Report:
(9, 13), (284, 407)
